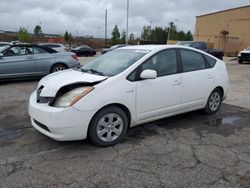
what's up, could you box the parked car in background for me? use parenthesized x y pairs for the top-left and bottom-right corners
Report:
(0, 42), (10, 48)
(29, 45), (229, 146)
(39, 43), (68, 52)
(238, 47), (250, 64)
(101, 44), (128, 54)
(71, 45), (96, 57)
(177, 41), (224, 60)
(0, 44), (80, 80)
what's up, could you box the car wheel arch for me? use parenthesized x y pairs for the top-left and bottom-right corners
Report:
(87, 103), (132, 138)
(214, 86), (224, 98)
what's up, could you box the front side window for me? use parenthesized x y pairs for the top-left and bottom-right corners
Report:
(180, 49), (206, 72)
(3, 46), (33, 56)
(141, 49), (177, 77)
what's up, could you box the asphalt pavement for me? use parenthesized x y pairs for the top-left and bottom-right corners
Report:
(0, 57), (250, 187)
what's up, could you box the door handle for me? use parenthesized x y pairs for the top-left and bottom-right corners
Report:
(172, 80), (181, 86)
(207, 74), (213, 79)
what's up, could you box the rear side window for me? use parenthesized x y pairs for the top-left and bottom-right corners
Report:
(180, 49), (206, 72)
(204, 55), (216, 68)
(33, 47), (48, 54)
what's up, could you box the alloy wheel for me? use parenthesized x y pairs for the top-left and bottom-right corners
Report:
(96, 113), (124, 142)
(209, 91), (221, 112)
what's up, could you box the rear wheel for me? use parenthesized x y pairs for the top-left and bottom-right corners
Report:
(89, 106), (128, 147)
(51, 64), (67, 73)
(204, 89), (222, 114)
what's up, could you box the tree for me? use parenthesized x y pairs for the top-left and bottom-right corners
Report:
(111, 25), (121, 44)
(129, 33), (135, 41)
(151, 27), (167, 44)
(17, 27), (30, 42)
(141, 26), (151, 41)
(64, 31), (69, 42)
(185, 30), (193, 41)
(34, 25), (42, 36)
(121, 30), (126, 44)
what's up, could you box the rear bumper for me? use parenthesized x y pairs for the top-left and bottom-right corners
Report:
(29, 91), (95, 141)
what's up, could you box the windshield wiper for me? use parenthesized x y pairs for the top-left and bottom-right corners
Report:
(80, 68), (105, 76)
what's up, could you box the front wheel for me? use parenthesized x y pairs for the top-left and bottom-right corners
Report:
(204, 89), (222, 114)
(88, 106), (128, 147)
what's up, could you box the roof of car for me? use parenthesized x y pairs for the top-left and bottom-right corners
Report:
(121, 44), (185, 51)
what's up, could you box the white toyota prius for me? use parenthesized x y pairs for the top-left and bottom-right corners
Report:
(29, 45), (229, 146)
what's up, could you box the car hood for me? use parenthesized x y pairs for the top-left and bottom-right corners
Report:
(38, 69), (107, 97)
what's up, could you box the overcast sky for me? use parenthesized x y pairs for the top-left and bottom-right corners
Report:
(0, 0), (249, 38)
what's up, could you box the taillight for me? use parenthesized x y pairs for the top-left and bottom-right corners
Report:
(71, 53), (78, 61)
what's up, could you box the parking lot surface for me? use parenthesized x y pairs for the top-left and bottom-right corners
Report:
(0, 57), (250, 187)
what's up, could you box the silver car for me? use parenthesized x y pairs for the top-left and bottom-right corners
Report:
(0, 44), (80, 80)
(39, 43), (68, 52)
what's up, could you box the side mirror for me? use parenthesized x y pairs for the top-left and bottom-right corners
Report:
(140, 69), (157, 80)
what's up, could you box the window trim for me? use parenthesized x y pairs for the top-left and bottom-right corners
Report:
(127, 48), (181, 82)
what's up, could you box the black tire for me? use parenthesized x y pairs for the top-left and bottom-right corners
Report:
(204, 89), (222, 114)
(51, 64), (67, 73)
(88, 106), (128, 147)
(238, 60), (243, 64)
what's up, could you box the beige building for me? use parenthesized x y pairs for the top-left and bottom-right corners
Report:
(194, 5), (250, 55)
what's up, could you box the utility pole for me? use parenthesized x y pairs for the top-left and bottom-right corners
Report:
(126, 0), (129, 44)
(167, 27), (171, 44)
(105, 9), (107, 47)
(167, 20), (178, 44)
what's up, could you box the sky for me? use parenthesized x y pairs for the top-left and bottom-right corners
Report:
(0, 0), (249, 38)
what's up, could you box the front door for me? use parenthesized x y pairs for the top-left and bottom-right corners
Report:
(0, 46), (35, 79)
(135, 49), (182, 122)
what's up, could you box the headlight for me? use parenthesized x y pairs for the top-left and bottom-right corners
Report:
(54, 87), (94, 108)
(238, 52), (241, 57)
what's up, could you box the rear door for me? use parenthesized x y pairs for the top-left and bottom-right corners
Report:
(179, 49), (213, 111)
(0, 46), (36, 79)
(32, 46), (53, 75)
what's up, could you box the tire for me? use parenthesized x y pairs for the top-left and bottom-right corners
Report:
(204, 89), (222, 114)
(238, 60), (243, 64)
(88, 106), (128, 147)
(51, 64), (67, 73)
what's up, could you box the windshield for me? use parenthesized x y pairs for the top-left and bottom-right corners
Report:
(110, 45), (120, 49)
(246, 48), (250, 51)
(81, 49), (149, 76)
(0, 45), (10, 52)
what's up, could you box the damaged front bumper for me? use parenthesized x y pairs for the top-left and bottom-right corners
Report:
(29, 91), (95, 141)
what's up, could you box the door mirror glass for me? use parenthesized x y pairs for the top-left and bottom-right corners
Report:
(140, 69), (157, 80)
